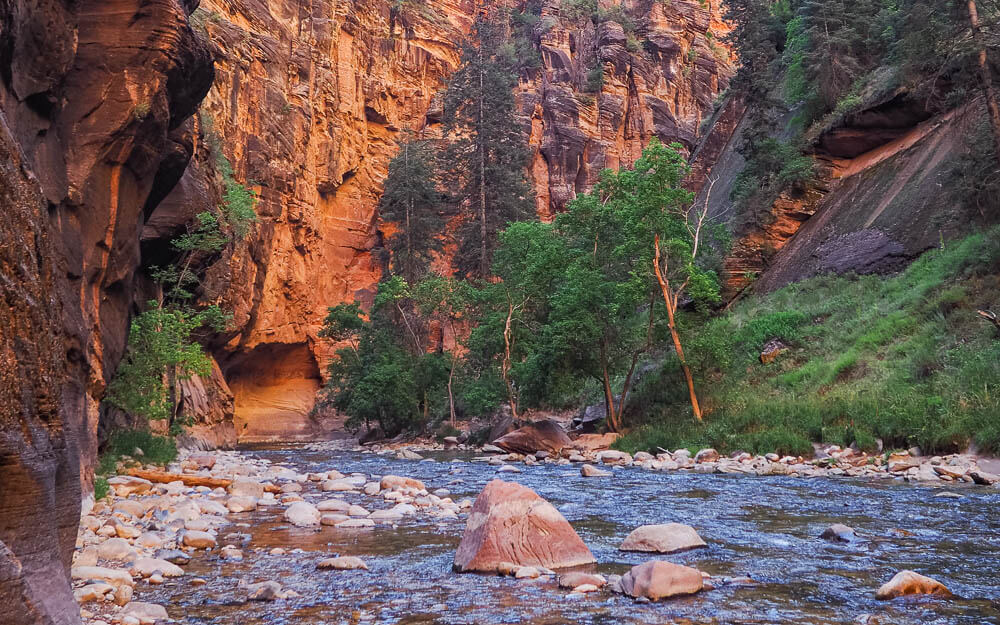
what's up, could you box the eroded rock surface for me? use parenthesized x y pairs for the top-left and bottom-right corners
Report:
(1, 0), (214, 621)
(453, 479), (595, 573)
(493, 420), (573, 455)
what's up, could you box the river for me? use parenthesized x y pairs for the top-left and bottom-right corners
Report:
(139, 445), (1000, 624)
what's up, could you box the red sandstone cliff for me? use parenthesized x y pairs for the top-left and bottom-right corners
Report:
(177, 0), (733, 440)
(0, 0), (214, 621)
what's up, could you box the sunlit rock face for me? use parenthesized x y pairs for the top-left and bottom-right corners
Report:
(0, 0), (214, 621)
(188, 0), (732, 438)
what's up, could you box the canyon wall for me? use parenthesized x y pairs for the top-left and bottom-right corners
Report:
(0, 0), (213, 621)
(185, 0), (733, 440)
(691, 92), (985, 295)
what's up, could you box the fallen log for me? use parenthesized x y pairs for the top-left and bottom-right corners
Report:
(125, 469), (281, 493)
(978, 309), (1000, 334)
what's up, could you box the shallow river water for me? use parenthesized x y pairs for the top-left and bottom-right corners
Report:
(144, 446), (1000, 624)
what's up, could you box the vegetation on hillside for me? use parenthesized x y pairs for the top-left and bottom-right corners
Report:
(724, 0), (1000, 229)
(616, 229), (1000, 456)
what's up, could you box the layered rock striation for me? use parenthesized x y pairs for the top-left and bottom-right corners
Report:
(1, 0), (214, 621)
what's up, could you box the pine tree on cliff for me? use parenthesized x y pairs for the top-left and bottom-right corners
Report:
(441, 13), (534, 279)
(379, 135), (443, 284)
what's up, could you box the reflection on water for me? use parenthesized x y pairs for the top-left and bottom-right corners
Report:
(141, 446), (1000, 624)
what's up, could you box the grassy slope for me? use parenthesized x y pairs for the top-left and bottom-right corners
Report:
(616, 229), (1000, 457)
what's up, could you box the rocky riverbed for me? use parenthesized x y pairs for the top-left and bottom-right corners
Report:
(73, 442), (1000, 624)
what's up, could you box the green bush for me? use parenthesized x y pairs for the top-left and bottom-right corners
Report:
(97, 430), (178, 477)
(585, 64), (604, 93)
(94, 477), (110, 501)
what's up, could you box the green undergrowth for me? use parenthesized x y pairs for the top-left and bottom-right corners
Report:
(94, 477), (110, 501)
(615, 229), (1000, 457)
(96, 429), (178, 480)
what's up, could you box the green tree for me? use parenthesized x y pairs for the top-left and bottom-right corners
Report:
(442, 13), (534, 278)
(108, 129), (257, 430)
(468, 222), (570, 419)
(380, 136), (444, 283)
(412, 274), (471, 425)
(106, 303), (227, 432)
(477, 140), (720, 430)
(318, 277), (450, 436)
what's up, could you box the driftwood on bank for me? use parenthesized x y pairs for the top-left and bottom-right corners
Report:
(978, 309), (1000, 334)
(125, 469), (281, 493)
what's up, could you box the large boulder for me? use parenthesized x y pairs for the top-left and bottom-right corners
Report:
(453, 480), (595, 572)
(876, 570), (951, 600)
(620, 523), (707, 553)
(620, 561), (704, 601)
(492, 419), (572, 455)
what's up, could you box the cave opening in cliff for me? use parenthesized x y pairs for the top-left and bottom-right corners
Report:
(223, 342), (325, 442)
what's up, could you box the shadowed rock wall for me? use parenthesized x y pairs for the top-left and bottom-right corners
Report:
(0, 0), (214, 621)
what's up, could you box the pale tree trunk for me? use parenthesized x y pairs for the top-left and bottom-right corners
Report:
(502, 298), (520, 420)
(446, 319), (459, 427)
(478, 50), (488, 278)
(404, 141), (414, 283)
(447, 360), (457, 427)
(653, 234), (703, 421)
(599, 342), (621, 432)
(967, 0), (1000, 160)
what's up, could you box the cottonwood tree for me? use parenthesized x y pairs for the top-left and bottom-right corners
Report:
(604, 139), (721, 423)
(412, 274), (471, 426)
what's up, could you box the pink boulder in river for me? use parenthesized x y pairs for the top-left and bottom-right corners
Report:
(453, 479), (596, 573)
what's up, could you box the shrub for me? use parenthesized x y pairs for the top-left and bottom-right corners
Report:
(585, 64), (604, 93)
(94, 477), (109, 501)
(96, 430), (178, 477)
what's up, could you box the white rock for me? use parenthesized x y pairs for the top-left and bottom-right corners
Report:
(74, 583), (114, 603)
(227, 496), (258, 513)
(182, 530), (216, 549)
(284, 501), (321, 527)
(336, 518), (375, 529)
(317, 556), (368, 570)
(97, 538), (134, 562)
(228, 478), (265, 499)
(581, 464), (612, 477)
(347, 505), (370, 517)
(132, 558), (184, 578)
(71, 566), (134, 589)
(120, 601), (168, 624)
